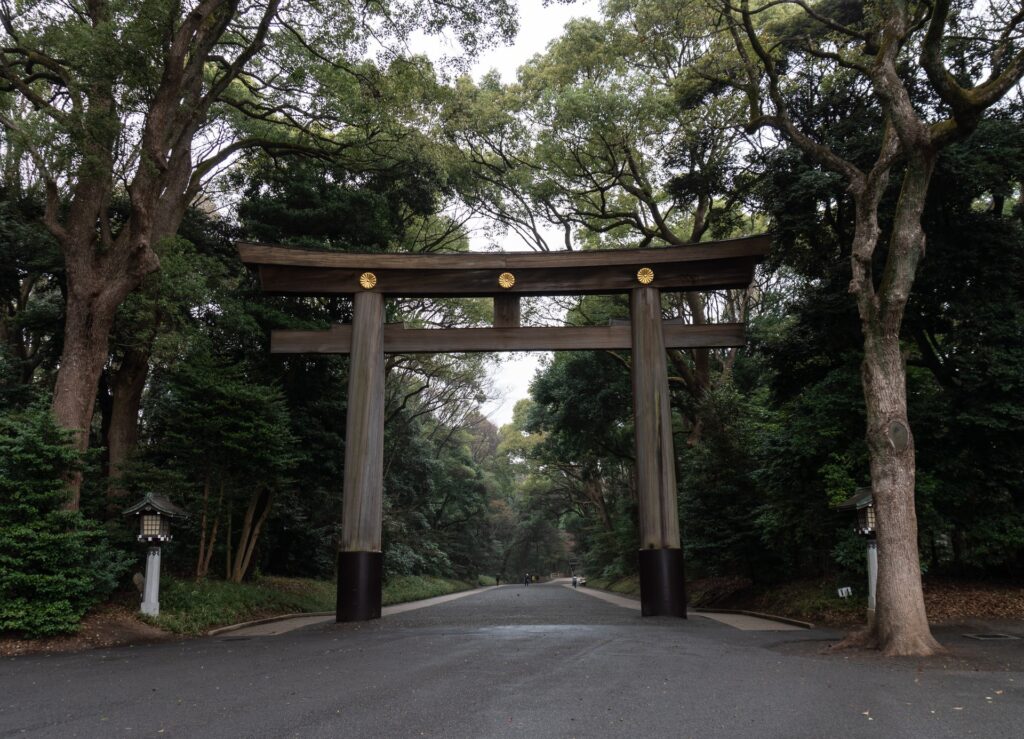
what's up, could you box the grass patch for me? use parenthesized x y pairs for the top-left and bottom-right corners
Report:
(149, 574), (477, 635)
(477, 575), (497, 587)
(587, 575), (640, 597)
(381, 575), (473, 606)
(150, 576), (335, 634)
(738, 579), (866, 626)
(588, 574), (865, 626)
(689, 576), (866, 626)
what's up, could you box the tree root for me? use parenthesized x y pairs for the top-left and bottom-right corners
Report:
(828, 628), (876, 652)
(880, 633), (946, 658)
(828, 627), (946, 657)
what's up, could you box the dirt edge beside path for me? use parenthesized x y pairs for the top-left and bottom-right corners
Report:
(0, 604), (175, 657)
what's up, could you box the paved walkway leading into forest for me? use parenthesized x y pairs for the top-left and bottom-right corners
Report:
(2, 581), (1021, 738)
(222, 587), (499, 637)
(224, 581), (800, 637)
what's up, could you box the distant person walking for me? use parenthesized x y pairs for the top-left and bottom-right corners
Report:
(572, 575), (577, 588)
(524, 573), (530, 586)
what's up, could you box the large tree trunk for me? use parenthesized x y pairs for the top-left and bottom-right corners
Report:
(52, 273), (134, 509)
(44, 34), (198, 509)
(12, 0), (280, 513)
(106, 347), (152, 504)
(51, 188), (175, 509)
(848, 154), (942, 656)
(861, 330), (939, 655)
(727, 0), (1024, 659)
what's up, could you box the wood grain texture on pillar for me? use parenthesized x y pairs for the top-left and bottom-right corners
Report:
(630, 287), (681, 550)
(493, 295), (521, 327)
(341, 291), (385, 552)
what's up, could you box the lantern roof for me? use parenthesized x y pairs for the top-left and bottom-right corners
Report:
(836, 487), (874, 511)
(122, 492), (187, 519)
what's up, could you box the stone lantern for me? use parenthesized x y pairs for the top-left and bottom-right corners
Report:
(123, 493), (186, 616)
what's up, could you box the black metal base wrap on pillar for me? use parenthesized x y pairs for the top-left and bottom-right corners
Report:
(337, 551), (383, 622)
(638, 548), (687, 618)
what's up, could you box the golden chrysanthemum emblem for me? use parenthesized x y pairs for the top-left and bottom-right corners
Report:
(497, 272), (516, 289)
(358, 272), (377, 289)
(636, 267), (655, 285)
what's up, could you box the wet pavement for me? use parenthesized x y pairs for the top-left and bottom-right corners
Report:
(1, 581), (1021, 737)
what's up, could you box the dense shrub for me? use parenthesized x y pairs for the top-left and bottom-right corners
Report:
(0, 403), (132, 637)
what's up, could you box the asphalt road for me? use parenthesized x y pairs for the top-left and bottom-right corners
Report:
(2, 582), (1021, 738)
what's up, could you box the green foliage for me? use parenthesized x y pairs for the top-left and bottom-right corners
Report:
(384, 540), (451, 577)
(906, 204), (1024, 573)
(754, 101), (1024, 575)
(381, 575), (473, 606)
(751, 579), (867, 626)
(494, 350), (636, 580)
(0, 345), (31, 410)
(235, 156), (450, 252)
(151, 574), (475, 634)
(152, 576), (337, 634)
(517, 95), (1024, 586)
(381, 410), (499, 581)
(587, 575), (640, 597)
(448, 0), (756, 251)
(227, 150), (492, 583)
(0, 189), (63, 404)
(679, 385), (778, 580)
(0, 403), (131, 637)
(147, 354), (299, 484)
(137, 352), (299, 581)
(830, 529), (868, 580)
(529, 350), (633, 462)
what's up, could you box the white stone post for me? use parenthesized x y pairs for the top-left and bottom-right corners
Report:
(866, 539), (878, 624)
(141, 545), (162, 616)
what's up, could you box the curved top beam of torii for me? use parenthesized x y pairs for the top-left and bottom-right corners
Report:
(237, 234), (770, 298)
(237, 235), (770, 354)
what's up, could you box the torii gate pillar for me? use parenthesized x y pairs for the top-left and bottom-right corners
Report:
(337, 291), (385, 621)
(631, 286), (686, 617)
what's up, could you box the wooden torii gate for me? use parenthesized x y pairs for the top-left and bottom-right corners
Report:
(239, 235), (769, 622)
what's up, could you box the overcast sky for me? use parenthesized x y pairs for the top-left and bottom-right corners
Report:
(415, 0), (602, 427)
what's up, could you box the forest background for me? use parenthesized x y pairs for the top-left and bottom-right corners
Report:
(1, 0), (1021, 651)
